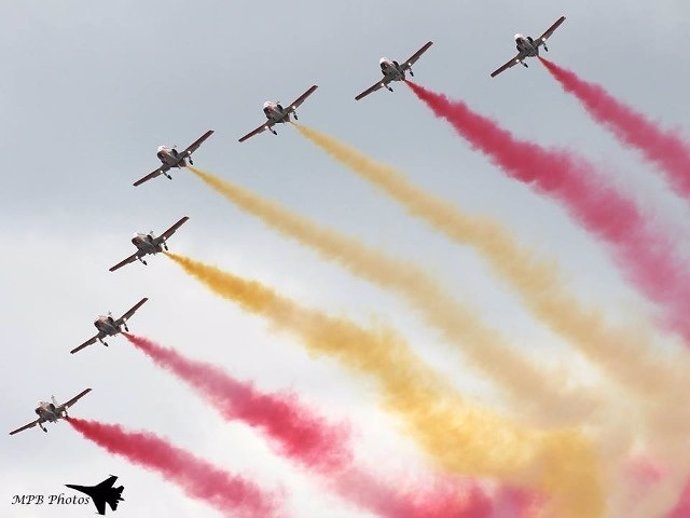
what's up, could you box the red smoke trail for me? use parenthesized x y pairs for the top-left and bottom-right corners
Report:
(126, 333), (351, 472)
(67, 417), (281, 518)
(125, 334), (495, 518)
(539, 57), (690, 198)
(333, 467), (495, 518)
(492, 486), (544, 518)
(669, 480), (690, 518)
(406, 80), (690, 342)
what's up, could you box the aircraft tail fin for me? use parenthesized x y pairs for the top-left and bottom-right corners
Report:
(107, 487), (124, 511)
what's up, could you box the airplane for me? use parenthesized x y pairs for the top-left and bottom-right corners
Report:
(133, 130), (214, 186)
(70, 297), (148, 354)
(9, 388), (92, 435)
(354, 41), (433, 101)
(490, 16), (566, 77)
(108, 216), (189, 272)
(238, 85), (318, 142)
(66, 475), (124, 515)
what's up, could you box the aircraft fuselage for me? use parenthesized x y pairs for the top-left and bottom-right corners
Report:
(514, 34), (540, 58)
(262, 102), (291, 124)
(131, 233), (163, 256)
(35, 403), (61, 423)
(94, 316), (121, 336)
(156, 146), (187, 168)
(379, 58), (406, 82)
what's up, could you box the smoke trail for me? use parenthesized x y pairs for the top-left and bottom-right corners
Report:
(669, 479), (690, 518)
(124, 333), (351, 471)
(540, 58), (690, 199)
(492, 486), (545, 518)
(406, 80), (690, 344)
(125, 333), (492, 518)
(187, 165), (600, 424)
(333, 471), (495, 518)
(165, 252), (604, 518)
(293, 124), (690, 427)
(67, 417), (281, 518)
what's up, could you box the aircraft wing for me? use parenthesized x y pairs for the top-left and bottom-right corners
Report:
(9, 419), (40, 436)
(286, 85), (318, 112)
(159, 216), (189, 241)
(93, 497), (107, 515)
(133, 165), (170, 187)
(97, 475), (118, 489)
(403, 41), (433, 69)
(108, 252), (140, 273)
(181, 129), (214, 158)
(538, 15), (566, 44)
(239, 122), (273, 143)
(65, 484), (107, 515)
(119, 297), (148, 322)
(355, 80), (387, 101)
(70, 335), (99, 354)
(61, 388), (92, 409)
(490, 53), (524, 78)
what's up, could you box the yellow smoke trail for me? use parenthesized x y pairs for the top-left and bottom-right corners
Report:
(187, 165), (605, 424)
(294, 125), (690, 516)
(293, 124), (690, 411)
(166, 251), (604, 517)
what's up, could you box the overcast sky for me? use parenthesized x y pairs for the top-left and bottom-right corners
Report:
(2, 1), (690, 517)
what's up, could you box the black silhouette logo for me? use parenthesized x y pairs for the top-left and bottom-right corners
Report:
(65, 475), (124, 515)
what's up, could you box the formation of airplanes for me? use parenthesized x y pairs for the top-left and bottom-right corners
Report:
(10, 12), (567, 451)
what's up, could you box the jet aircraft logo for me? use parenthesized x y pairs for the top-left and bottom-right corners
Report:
(65, 475), (124, 515)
